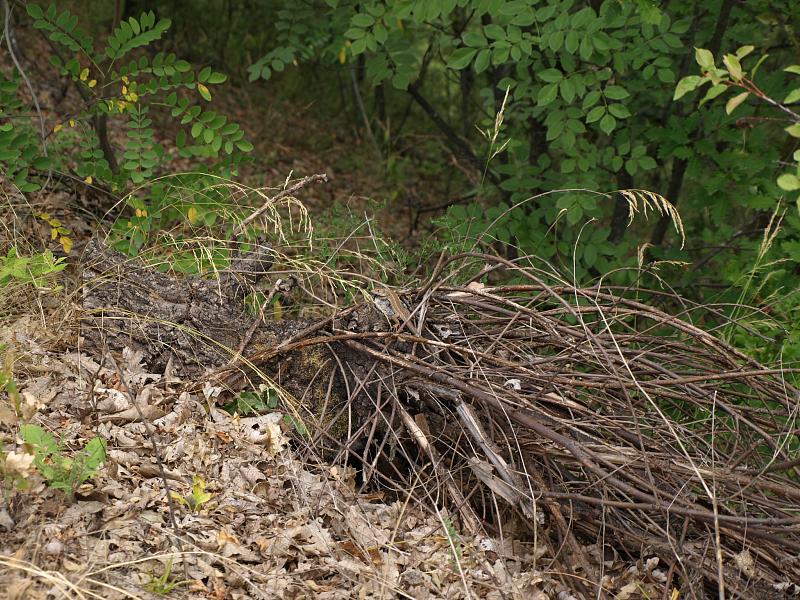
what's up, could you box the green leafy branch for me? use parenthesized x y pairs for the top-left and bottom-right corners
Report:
(0, 73), (51, 191)
(675, 46), (800, 195)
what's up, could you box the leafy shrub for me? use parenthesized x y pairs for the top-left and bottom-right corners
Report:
(675, 46), (800, 372)
(0, 4), (258, 260)
(24, 3), (251, 188)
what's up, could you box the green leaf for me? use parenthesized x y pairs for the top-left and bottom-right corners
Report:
(26, 4), (44, 19)
(582, 90), (601, 109)
(549, 30), (564, 52)
(448, 47), (477, 70)
(129, 16), (140, 35)
(785, 123), (800, 138)
(585, 105), (605, 123)
(599, 113), (616, 135)
(373, 24), (387, 43)
(638, 156), (657, 170)
(608, 104), (630, 118)
(579, 35), (594, 60)
(484, 24), (505, 40)
(565, 30), (579, 54)
(221, 123), (239, 135)
(463, 32), (486, 47)
(537, 83), (558, 107)
(777, 174), (800, 191)
(236, 140), (253, 152)
(82, 437), (107, 474)
(207, 72), (227, 84)
(657, 69), (675, 83)
(344, 27), (365, 39)
(674, 75), (701, 100)
(784, 88), (800, 105)
(560, 79), (575, 103)
(474, 49), (491, 74)
(197, 83), (212, 101)
(722, 54), (743, 81)
(539, 68), (563, 83)
(351, 37), (367, 55)
(695, 47), (715, 70)
(604, 85), (629, 100)
(351, 13), (374, 27)
(20, 424), (59, 456)
(198, 66), (212, 82)
(785, 65), (800, 75)
(725, 91), (749, 115)
(699, 83), (727, 106)
(752, 54), (770, 77)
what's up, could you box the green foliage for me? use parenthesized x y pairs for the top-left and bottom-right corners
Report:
(0, 73), (51, 192)
(222, 385), (279, 416)
(107, 174), (260, 257)
(19, 424), (106, 499)
(675, 46), (800, 206)
(675, 46), (800, 372)
(0, 247), (67, 290)
(144, 558), (189, 595)
(24, 2), (244, 187)
(238, 0), (798, 364)
(170, 474), (213, 512)
(0, 2), (254, 256)
(245, 1), (693, 277)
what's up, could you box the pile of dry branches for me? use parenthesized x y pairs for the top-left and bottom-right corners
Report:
(229, 251), (800, 598)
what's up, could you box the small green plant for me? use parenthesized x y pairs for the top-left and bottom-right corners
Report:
(170, 474), (212, 512)
(222, 384), (279, 416)
(144, 558), (190, 595)
(442, 516), (463, 567)
(19, 424), (106, 499)
(0, 247), (67, 291)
